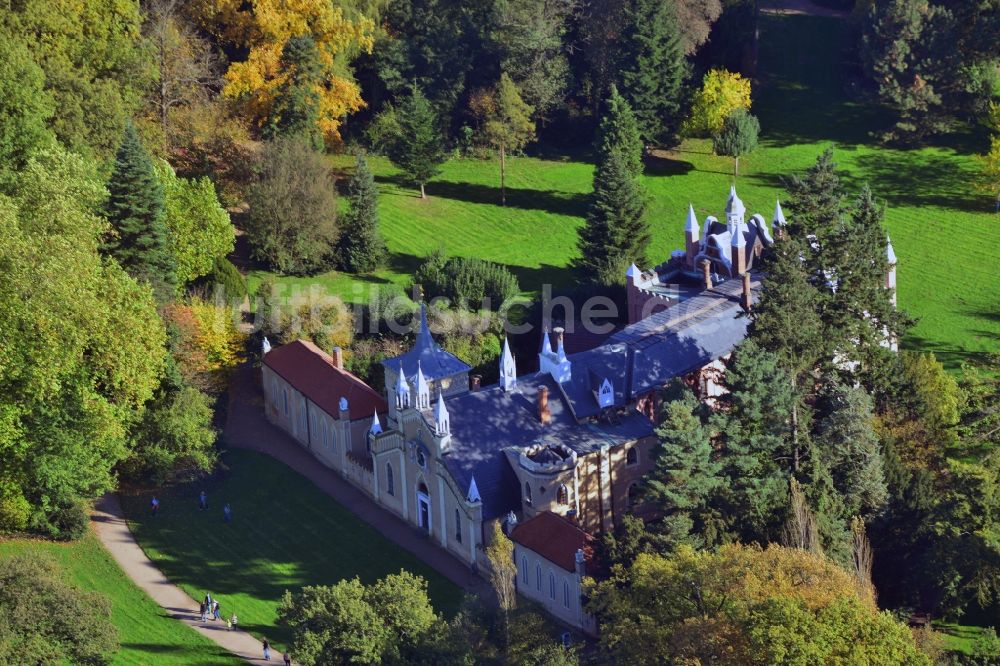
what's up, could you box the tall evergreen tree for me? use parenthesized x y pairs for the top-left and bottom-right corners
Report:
(594, 84), (643, 178)
(265, 35), (325, 150)
(712, 107), (760, 177)
(783, 148), (845, 250)
(646, 387), (723, 549)
(102, 122), (176, 299)
(338, 154), (386, 274)
(619, 0), (687, 145)
(573, 149), (650, 286)
(386, 86), (446, 199)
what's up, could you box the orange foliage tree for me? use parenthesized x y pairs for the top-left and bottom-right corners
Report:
(189, 0), (374, 143)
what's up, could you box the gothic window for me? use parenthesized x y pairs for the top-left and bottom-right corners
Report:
(563, 581), (571, 608)
(386, 463), (395, 496)
(536, 564), (542, 591)
(557, 485), (568, 505)
(521, 557), (529, 584)
(524, 482), (532, 506)
(455, 509), (462, 543)
(549, 572), (556, 600)
(626, 447), (638, 466)
(416, 449), (426, 468)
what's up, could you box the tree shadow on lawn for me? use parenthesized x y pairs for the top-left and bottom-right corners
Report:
(643, 154), (697, 178)
(901, 331), (993, 371)
(375, 174), (590, 218)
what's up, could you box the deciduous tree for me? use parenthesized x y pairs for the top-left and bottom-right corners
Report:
(0, 36), (55, 188)
(683, 68), (751, 137)
(482, 74), (536, 205)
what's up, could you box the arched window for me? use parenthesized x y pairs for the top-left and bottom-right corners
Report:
(524, 482), (532, 506)
(455, 508), (462, 543)
(563, 581), (571, 608)
(535, 564), (542, 591)
(627, 483), (639, 509)
(626, 447), (638, 466)
(521, 557), (529, 584)
(549, 572), (556, 600)
(557, 484), (568, 505)
(386, 463), (394, 496)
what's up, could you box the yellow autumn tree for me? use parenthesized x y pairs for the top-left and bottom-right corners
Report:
(684, 69), (752, 137)
(191, 0), (374, 143)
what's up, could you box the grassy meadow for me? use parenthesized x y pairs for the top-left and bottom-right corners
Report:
(247, 12), (1000, 369)
(0, 533), (242, 666)
(119, 449), (464, 651)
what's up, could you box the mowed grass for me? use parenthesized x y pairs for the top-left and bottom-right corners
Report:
(0, 532), (241, 666)
(120, 449), (464, 650)
(247, 11), (1000, 368)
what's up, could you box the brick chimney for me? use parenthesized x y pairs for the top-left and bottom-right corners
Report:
(470, 375), (482, 391)
(538, 385), (551, 425)
(332, 346), (344, 370)
(702, 259), (713, 290)
(741, 272), (752, 312)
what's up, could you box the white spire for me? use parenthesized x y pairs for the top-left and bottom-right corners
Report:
(541, 329), (553, 355)
(731, 218), (747, 247)
(773, 199), (786, 227)
(467, 476), (481, 503)
(434, 390), (450, 436)
(556, 330), (567, 362)
(370, 410), (382, 435)
(261, 336), (272, 355)
(395, 363), (411, 409)
(685, 204), (699, 233)
(416, 361), (429, 409)
(500, 337), (517, 391)
(625, 263), (640, 279)
(725, 184), (745, 215)
(886, 236), (897, 265)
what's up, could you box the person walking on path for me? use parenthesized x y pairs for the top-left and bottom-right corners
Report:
(262, 639), (271, 661)
(205, 592), (213, 609)
(199, 601), (207, 622)
(223, 503), (232, 523)
(199, 490), (208, 510)
(213, 601), (221, 621)
(150, 497), (160, 516)
(283, 652), (291, 666)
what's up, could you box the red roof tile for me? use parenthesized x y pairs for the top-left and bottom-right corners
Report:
(263, 339), (387, 419)
(510, 511), (595, 573)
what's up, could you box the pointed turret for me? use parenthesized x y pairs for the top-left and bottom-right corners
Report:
(725, 184), (746, 228)
(500, 337), (517, 391)
(415, 361), (430, 410)
(467, 476), (482, 503)
(731, 215), (748, 276)
(685, 204), (700, 268)
(540, 326), (572, 383)
(886, 236), (897, 307)
(886, 236), (897, 265)
(625, 263), (640, 281)
(370, 410), (382, 435)
(541, 328), (553, 355)
(434, 390), (450, 436)
(395, 363), (411, 409)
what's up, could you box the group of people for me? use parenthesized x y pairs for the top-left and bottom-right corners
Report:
(148, 491), (232, 522)
(199, 593), (236, 627)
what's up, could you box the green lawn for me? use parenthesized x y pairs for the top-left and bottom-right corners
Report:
(0, 533), (242, 666)
(120, 449), (464, 650)
(247, 11), (999, 369)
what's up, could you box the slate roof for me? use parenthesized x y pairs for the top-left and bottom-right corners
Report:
(437, 372), (654, 520)
(511, 511), (595, 572)
(263, 340), (388, 419)
(382, 305), (470, 382)
(560, 343), (630, 419)
(610, 276), (760, 396)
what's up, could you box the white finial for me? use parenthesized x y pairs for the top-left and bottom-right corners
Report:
(339, 396), (349, 412)
(395, 364), (411, 409)
(262, 336), (272, 355)
(434, 390), (450, 436)
(370, 410), (382, 435)
(886, 236), (897, 265)
(500, 337), (517, 391)
(467, 476), (481, 503)
(685, 204), (699, 233)
(541, 329), (553, 355)
(773, 199), (786, 226)
(625, 263), (640, 279)
(416, 361), (429, 409)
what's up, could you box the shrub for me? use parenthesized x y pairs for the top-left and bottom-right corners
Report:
(192, 256), (248, 303)
(50, 501), (90, 541)
(414, 252), (520, 310)
(0, 482), (31, 532)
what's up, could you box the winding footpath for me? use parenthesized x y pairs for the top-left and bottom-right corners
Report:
(91, 494), (292, 665)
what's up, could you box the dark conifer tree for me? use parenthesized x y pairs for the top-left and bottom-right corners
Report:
(594, 84), (643, 178)
(338, 154), (386, 273)
(386, 86), (446, 199)
(573, 149), (649, 286)
(619, 0), (686, 145)
(265, 35), (325, 150)
(783, 148), (845, 248)
(103, 122), (176, 299)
